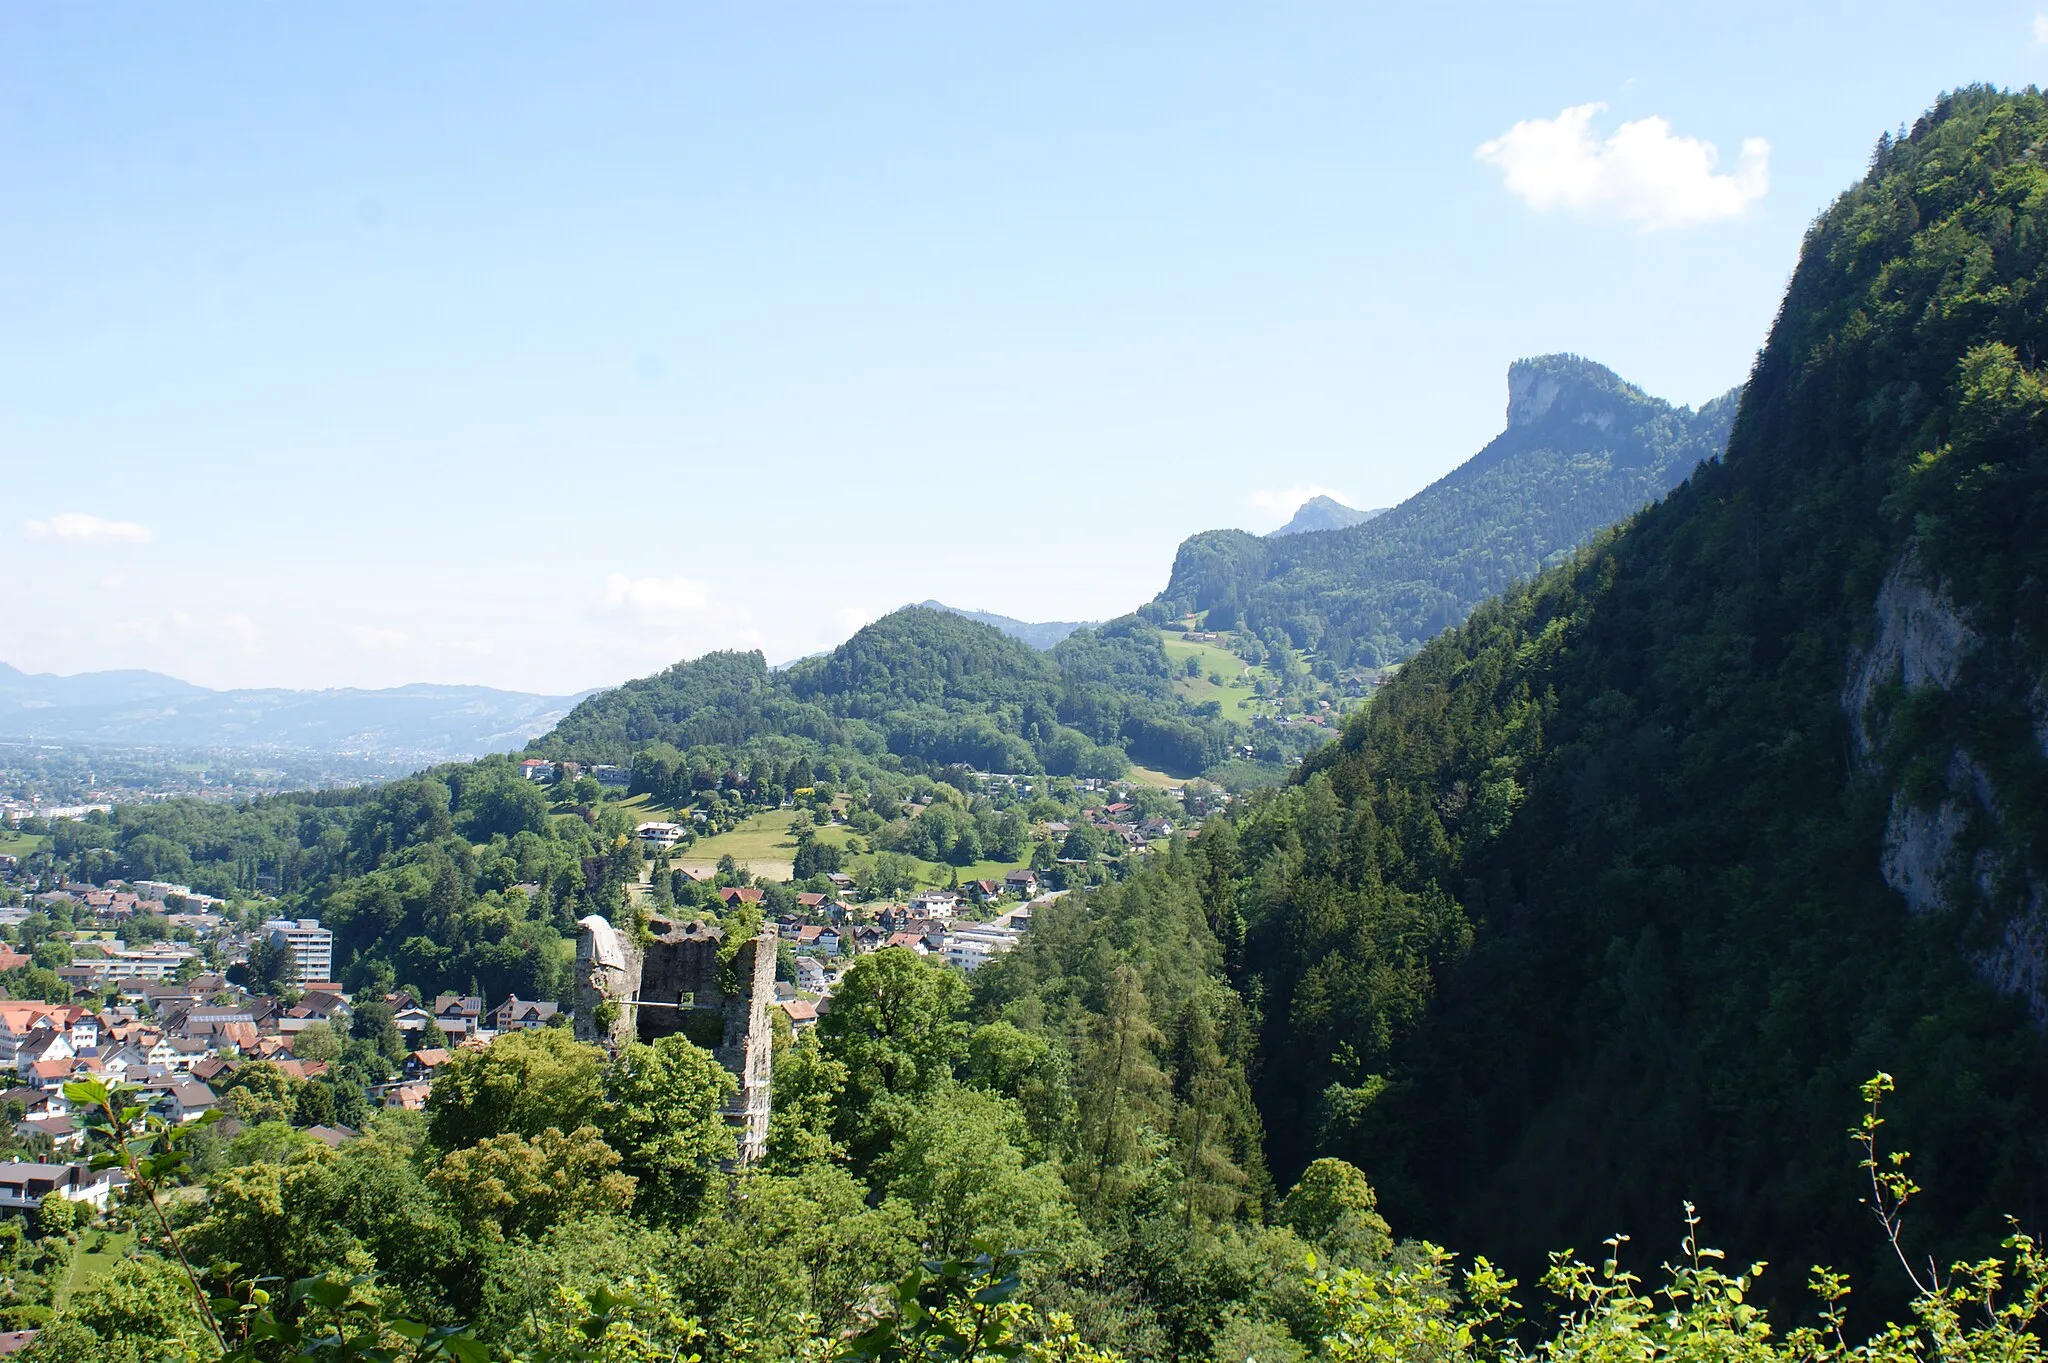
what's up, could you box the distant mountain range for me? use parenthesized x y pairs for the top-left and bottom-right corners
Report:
(0, 662), (589, 761)
(1156, 353), (1738, 667)
(914, 601), (1094, 650)
(1267, 495), (1385, 537)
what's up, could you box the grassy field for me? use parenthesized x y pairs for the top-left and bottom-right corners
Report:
(0, 828), (47, 860)
(1123, 763), (1186, 788)
(1159, 629), (1284, 719)
(58, 1228), (135, 1310)
(669, 809), (1028, 894)
(673, 810), (810, 880)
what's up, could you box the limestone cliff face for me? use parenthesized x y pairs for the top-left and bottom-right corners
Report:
(1845, 547), (2048, 1022)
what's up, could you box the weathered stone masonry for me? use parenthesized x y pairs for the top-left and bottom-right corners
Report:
(575, 914), (777, 1163)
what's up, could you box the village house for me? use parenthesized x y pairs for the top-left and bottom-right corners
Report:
(13, 1031), (72, 1081)
(793, 925), (841, 955)
(490, 997), (558, 1031)
(404, 1048), (452, 1082)
(386, 1081), (432, 1111)
(163, 1080), (218, 1124)
(792, 956), (829, 993)
(17, 1113), (82, 1154)
(431, 995), (483, 1038)
(0, 1160), (123, 1212)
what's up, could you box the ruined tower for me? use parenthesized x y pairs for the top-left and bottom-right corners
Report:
(575, 914), (778, 1163)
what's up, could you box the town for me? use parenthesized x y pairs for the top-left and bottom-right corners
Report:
(0, 768), (1208, 1224)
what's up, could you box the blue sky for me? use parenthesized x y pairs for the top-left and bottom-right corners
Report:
(4, 3), (2043, 694)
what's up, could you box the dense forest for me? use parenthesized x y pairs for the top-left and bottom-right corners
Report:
(537, 607), (1246, 781)
(1152, 354), (1737, 668)
(1220, 85), (2048, 1311)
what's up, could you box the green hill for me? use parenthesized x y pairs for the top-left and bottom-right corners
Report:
(1221, 87), (2048, 1304)
(1155, 354), (1736, 667)
(537, 606), (1240, 779)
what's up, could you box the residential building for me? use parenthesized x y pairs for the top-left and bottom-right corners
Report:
(64, 946), (198, 985)
(164, 1081), (218, 1124)
(263, 919), (334, 984)
(943, 922), (1024, 972)
(0, 1161), (122, 1211)
(490, 997), (558, 1031)
(431, 995), (483, 1038)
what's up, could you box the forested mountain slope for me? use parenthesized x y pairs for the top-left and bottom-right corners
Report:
(536, 606), (1237, 778)
(1155, 355), (1736, 666)
(1227, 87), (2048, 1304)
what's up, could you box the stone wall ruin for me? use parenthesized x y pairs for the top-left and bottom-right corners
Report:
(575, 913), (777, 1163)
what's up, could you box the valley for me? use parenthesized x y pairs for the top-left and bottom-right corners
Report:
(9, 82), (2048, 1363)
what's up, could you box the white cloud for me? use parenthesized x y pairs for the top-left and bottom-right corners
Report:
(347, 625), (410, 653)
(832, 605), (875, 636)
(1247, 484), (1352, 519)
(1477, 103), (1769, 230)
(25, 512), (153, 544)
(594, 572), (765, 665)
(602, 573), (725, 624)
(2035, 13), (2048, 43)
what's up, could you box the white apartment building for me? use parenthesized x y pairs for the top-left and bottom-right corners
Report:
(265, 918), (334, 984)
(65, 946), (198, 984)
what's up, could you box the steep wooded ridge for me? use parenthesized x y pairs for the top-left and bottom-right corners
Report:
(537, 606), (1237, 777)
(1236, 87), (2048, 1301)
(1155, 355), (1736, 666)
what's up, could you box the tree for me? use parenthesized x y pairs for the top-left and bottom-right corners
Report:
(234, 935), (295, 995)
(1278, 1158), (1392, 1267)
(962, 1021), (1074, 1161)
(765, 1033), (849, 1173)
(218, 1061), (303, 1126)
(670, 1164), (922, 1347)
(874, 1084), (1088, 1262)
(290, 1020), (342, 1065)
(817, 948), (968, 1168)
(350, 995), (408, 1068)
(426, 1027), (604, 1150)
(598, 1034), (737, 1224)
(428, 1124), (635, 1243)
(294, 1080), (338, 1128)
(19, 1256), (215, 1362)
(1166, 996), (1253, 1229)
(1076, 965), (1167, 1202)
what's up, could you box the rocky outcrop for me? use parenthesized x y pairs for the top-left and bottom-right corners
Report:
(1845, 547), (2048, 1022)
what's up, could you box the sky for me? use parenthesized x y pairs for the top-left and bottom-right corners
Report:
(3, 3), (2044, 696)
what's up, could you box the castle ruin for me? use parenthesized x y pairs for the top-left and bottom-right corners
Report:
(575, 913), (777, 1163)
